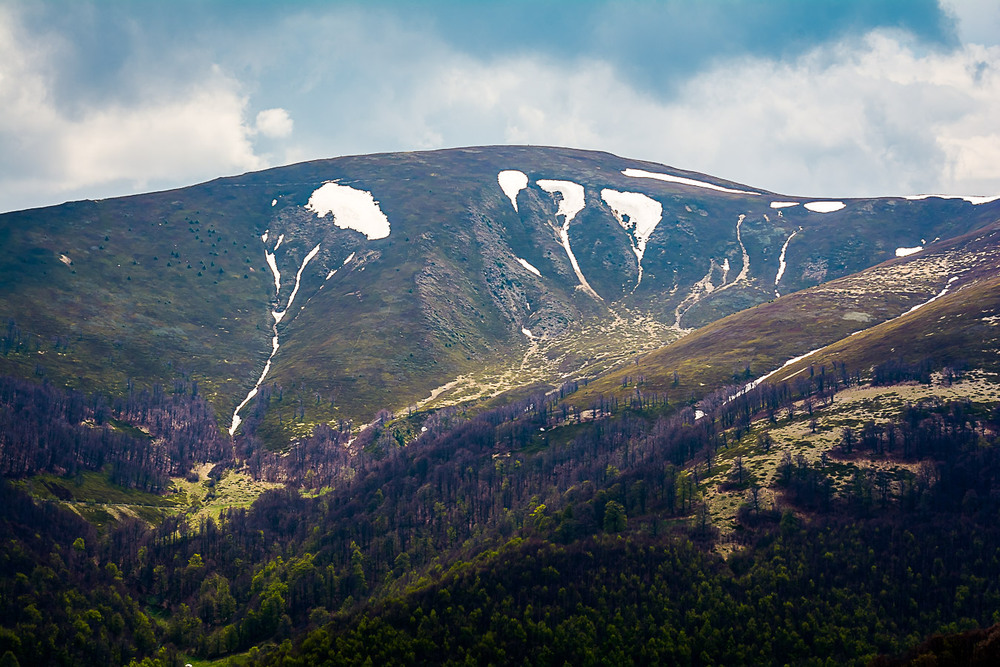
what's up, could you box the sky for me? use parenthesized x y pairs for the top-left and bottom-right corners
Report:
(2, 0), (1000, 213)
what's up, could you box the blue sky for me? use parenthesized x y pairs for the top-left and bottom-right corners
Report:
(1, 0), (999, 212)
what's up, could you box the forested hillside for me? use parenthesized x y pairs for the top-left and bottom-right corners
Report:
(3, 353), (1000, 664)
(3, 146), (1000, 665)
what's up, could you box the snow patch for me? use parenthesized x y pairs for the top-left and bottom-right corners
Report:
(601, 189), (663, 289)
(261, 230), (269, 243)
(622, 168), (760, 196)
(804, 201), (846, 213)
(230, 242), (323, 436)
(774, 227), (800, 292)
(895, 246), (923, 257)
(273, 233), (284, 250)
(264, 250), (281, 294)
(904, 194), (1000, 205)
(521, 327), (534, 339)
(271, 199), (277, 207)
(537, 179), (585, 223)
(498, 170), (528, 212)
(516, 257), (542, 277)
(770, 201), (799, 209)
(306, 182), (391, 239)
(538, 179), (601, 301)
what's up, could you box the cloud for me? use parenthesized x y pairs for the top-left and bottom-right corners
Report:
(236, 7), (1000, 198)
(254, 108), (294, 138)
(940, 0), (1000, 47)
(315, 27), (1000, 198)
(0, 5), (267, 212)
(2, 1), (999, 212)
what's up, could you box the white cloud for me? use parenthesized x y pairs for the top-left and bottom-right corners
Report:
(59, 84), (261, 191)
(940, 0), (1000, 48)
(0, 6), (266, 212)
(353, 29), (1000, 198)
(4, 2), (1000, 211)
(255, 108), (294, 138)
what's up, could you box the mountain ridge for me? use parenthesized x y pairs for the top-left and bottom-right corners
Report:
(2, 145), (998, 445)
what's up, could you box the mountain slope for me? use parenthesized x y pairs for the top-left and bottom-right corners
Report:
(571, 216), (1000, 411)
(2, 145), (998, 444)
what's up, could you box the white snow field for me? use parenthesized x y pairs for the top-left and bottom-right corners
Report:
(498, 170), (529, 212)
(774, 228), (800, 294)
(770, 201), (799, 209)
(904, 194), (1000, 205)
(601, 189), (663, 288)
(306, 183), (391, 239)
(803, 201), (846, 213)
(516, 257), (542, 277)
(537, 179), (602, 301)
(895, 246), (923, 257)
(537, 179), (585, 222)
(622, 168), (760, 196)
(230, 241), (323, 436)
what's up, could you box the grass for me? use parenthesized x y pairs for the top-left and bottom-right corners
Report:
(17, 469), (182, 530)
(167, 465), (282, 524)
(693, 371), (999, 553)
(17, 464), (283, 531)
(569, 235), (1000, 414)
(3, 146), (998, 450)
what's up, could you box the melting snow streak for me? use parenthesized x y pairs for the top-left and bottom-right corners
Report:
(230, 240), (322, 436)
(774, 228), (800, 294)
(902, 277), (959, 316)
(517, 257), (541, 277)
(538, 179), (602, 301)
(623, 168), (760, 196)
(498, 170), (528, 212)
(732, 215), (750, 284)
(703, 276), (964, 421)
(601, 189), (662, 289)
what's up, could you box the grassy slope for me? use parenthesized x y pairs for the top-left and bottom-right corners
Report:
(2, 146), (998, 442)
(0, 186), (275, 417)
(571, 219), (1000, 410)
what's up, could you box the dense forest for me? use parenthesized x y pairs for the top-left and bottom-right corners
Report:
(2, 358), (1000, 665)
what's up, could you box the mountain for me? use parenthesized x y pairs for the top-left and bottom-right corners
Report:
(572, 215), (1000, 411)
(2, 145), (998, 447)
(4, 146), (1000, 666)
